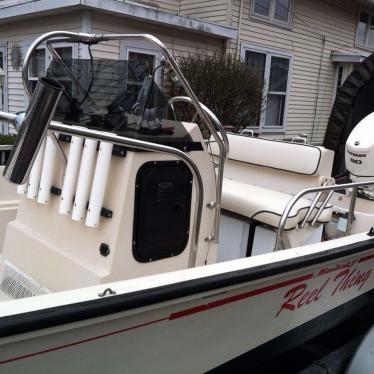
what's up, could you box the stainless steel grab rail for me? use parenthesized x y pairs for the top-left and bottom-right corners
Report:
(0, 111), (17, 124)
(274, 180), (374, 251)
(22, 31), (227, 245)
(168, 96), (229, 244)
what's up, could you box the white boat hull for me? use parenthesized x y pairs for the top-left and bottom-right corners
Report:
(0, 234), (373, 373)
(0, 166), (18, 249)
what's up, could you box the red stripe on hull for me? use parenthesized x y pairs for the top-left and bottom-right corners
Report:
(0, 317), (169, 365)
(0, 273), (314, 365)
(3, 251), (374, 365)
(359, 253), (374, 263)
(169, 273), (313, 320)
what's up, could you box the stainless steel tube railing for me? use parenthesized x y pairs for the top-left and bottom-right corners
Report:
(168, 96), (229, 244)
(0, 111), (17, 124)
(274, 180), (374, 251)
(300, 181), (328, 228)
(22, 31), (228, 244)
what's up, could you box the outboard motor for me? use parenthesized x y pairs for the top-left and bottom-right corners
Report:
(3, 77), (63, 184)
(345, 112), (374, 197)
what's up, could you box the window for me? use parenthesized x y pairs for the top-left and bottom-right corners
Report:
(121, 41), (161, 77)
(121, 41), (162, 111)
(127, 50), (156, 95)
(356, 9), (374, 49)
(29, 48), (46, 79)
(243, 46), (291, 130)
(28, 45), (73, 91)
(336, 65), (344, 95)
(332, 63), (358, 104)
(251, 0), (293, 27)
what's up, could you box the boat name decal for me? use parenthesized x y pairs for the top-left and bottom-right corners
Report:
(275, 267), (372, 317)
(316, 260), (357, 276)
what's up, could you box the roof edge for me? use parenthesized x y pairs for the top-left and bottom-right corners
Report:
(331, 51), (370, 63)
(0, 0), (238, 40)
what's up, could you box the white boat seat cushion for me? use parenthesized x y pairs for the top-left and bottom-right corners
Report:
(210, 134), (334, 176)
(222, 178), (332, 230)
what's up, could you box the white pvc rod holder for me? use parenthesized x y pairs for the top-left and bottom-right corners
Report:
(71, 138), (97, 222)
(59, 136), (84, 215)
(27, 138), (46, 199)
(37, 135), (57, 204)
(86, 142), (113, 227)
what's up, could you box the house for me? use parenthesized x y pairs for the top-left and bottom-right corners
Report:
(0, 0), (236, 134)
(0, 0), (373, 145)
(181, 0), (374, 144)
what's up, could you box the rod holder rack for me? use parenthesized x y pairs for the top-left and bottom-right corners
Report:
(50, 122), (203, 268)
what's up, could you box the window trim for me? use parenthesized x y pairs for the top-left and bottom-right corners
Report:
(28, 47), (47, 81)
(0, 44), (8, 112)
(331, 62), (358, 108)
(355, 7), (374, 50)
(24, 40), (77, 107)
(28, 42), (76, 81)
(250, 0), (294, 29)
(0, 43), (8, 134)
(120, 40), (162, 84)
(332, 64), (344, 105)
(241, 43), (293, 133)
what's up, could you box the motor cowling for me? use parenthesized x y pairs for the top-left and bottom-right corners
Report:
(345, 112), (374, 182)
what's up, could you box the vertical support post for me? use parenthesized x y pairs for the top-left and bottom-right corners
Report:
(346, 187), (358, 236)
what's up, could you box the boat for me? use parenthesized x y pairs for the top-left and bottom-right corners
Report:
(0, 31), (373, 373)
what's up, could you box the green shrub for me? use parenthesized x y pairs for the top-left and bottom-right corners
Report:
(167, 53), (263, 133)
(0, 134), (16, 145)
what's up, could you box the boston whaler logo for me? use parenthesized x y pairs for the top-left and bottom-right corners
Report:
(275, 259), (372, 317)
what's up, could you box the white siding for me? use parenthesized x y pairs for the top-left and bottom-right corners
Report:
(155, 0), (178, 13)
(89, 40), (121, 60)
(132, 0), (179, 13)
(179, 0), (228, 24)
(91, 13), (223, 59)
(0, 12), (82, 112)
(230, 0), (372, 144)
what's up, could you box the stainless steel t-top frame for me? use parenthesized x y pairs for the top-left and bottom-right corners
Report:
(19, 31), (228, 261)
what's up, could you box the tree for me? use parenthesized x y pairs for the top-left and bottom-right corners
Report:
(167, 52), (263, 133)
